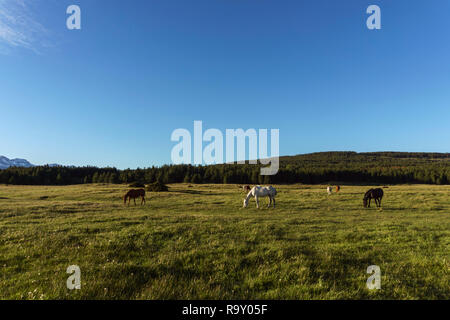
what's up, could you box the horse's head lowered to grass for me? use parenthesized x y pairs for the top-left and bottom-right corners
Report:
(243, 186), (277, 209)
(363, 188), (384, 208)
(123, 189), (146, 206)
(363, 198), (368, 208)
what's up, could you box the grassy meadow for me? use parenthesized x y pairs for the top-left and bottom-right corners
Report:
(0, 183), (448, 299)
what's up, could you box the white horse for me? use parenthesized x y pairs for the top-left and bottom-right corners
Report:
(243, 185), (277, 209)
(327, 186), (333, 195)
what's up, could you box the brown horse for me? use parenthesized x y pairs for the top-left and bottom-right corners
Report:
(336, 185), (341, 193)
(363, 188), (383, 208)
(124, 189), (146, 206)
(243, 185), (251, 192)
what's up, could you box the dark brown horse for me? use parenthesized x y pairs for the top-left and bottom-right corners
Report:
(124, 189), (146, 206)
(243, 185), (251, 192)
(363, 188), (383, 208)
(336, 185), (341, 193)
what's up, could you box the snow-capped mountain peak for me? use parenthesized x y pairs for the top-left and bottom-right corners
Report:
(0, 156), (35, 169)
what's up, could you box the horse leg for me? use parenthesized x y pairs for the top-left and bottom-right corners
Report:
(273, 197), (276, 208)
(267, 196), (271, 208)
(255, 195), (259, 209)
(368, 198), (371, 208)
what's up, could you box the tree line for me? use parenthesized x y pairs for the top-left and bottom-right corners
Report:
(0, 152), (448, 186)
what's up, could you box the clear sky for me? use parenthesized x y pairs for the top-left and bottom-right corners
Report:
(1, 0), (449, 169)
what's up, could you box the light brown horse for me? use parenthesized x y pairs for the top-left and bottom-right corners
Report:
(124, 189), (146, 206)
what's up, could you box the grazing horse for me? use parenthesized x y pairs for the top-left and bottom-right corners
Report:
(243, 185), (251, 192)
(336, 185), (341, 193)
(327, 186), (333, 195)
(363, 188), (383, 208)
(124, 189), (146, 206)
(243, 186), (277, 209)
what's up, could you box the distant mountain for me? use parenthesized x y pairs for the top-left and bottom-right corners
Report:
(0, 156), (34, 169)
(0, 156), (62, 169)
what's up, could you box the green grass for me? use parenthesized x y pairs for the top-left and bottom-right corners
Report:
(0, 183), (448, 299)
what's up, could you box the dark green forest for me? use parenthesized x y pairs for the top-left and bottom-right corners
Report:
(0, 152), (449, 186)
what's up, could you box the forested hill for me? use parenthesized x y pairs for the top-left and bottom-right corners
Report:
(282, 151), (450, 162)
(0, 152), (449, 186)
(280, 151), (450, 169)
(275, 151), (449, 184)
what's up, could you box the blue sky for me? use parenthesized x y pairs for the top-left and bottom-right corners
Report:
(1, 0), (449, 169)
